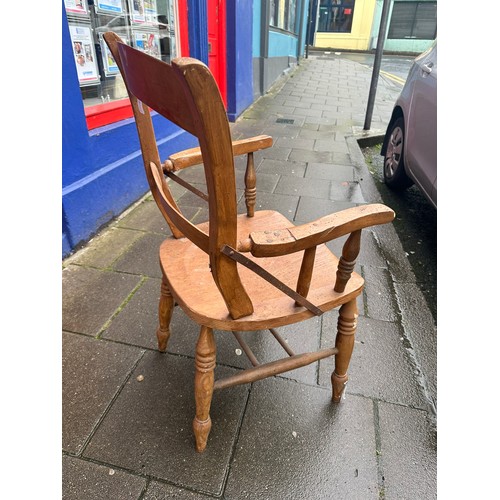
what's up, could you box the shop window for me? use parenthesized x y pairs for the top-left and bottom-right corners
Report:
(270, 0), (297, 33)
(388, 1), (437, 40)
(317, 0), (355, 33)
(65, 0), (180, 128)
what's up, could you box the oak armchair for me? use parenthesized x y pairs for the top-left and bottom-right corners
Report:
(104, 32), (395, 452)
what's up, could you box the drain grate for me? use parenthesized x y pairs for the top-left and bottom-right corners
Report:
(276, 118), (294, 124)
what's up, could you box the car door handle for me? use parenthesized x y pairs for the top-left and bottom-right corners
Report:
(422, 63), (434, 75)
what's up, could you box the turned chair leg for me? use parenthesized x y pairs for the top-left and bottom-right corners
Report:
(332, 298), (358, 402)
(193, 326), (216, 452)
(156, 277), (174, 352)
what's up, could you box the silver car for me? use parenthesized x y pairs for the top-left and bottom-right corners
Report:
(380, 41), (437, 208)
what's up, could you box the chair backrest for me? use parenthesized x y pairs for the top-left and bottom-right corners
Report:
(103, 32), (254, 319)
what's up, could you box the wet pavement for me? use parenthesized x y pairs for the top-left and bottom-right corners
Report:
(62, 53), (437, 499)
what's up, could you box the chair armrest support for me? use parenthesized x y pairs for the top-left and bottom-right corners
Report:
(249, 204), (395, 257)
(163, 135), (273, 172)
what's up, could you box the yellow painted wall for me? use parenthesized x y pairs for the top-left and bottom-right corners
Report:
(314, 0), (376, 50)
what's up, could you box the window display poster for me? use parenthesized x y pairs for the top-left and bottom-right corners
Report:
(65, 0), (88, 15)
(96, 0), (124, 14)
(69, 24), (100, 85)
(144, 0), (158, 23)
(99, 34), (126, 76)
(133, 31), (160, 59)
(129, 0), (146, 24)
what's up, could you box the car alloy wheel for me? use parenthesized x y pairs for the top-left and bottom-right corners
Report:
(383, 117), (413, 190)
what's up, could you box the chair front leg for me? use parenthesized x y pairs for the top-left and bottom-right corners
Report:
(156, 276), (174, 352)
(332, 298), (358, 402)
(193, 325), (216, 452)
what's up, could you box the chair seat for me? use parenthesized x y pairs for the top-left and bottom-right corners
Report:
(160, 210), (364, 331)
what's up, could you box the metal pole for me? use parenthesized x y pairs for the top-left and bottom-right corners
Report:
(364, 0), (392, 130)
(297, 0), (307, 63)
(305, 0), (313, 58)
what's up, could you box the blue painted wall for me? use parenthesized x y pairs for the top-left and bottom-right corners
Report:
(188, 0), (209, 64)
(252, 0), (261, 56)
(227, 0), (254, 121)
(268, 30), (298, 57)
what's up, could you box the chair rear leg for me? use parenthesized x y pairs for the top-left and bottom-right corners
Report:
(156, 276), (174, 352)
(332, 298), (358, 402)
(193, 325), (216, 452)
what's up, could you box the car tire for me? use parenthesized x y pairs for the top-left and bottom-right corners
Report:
(383, 117), (413, 190)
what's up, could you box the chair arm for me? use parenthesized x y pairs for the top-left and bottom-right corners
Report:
(248, 204), (395, 257)
(163, 135), (273, 172)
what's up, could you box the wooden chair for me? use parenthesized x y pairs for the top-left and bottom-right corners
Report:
(103, 32), (395, 453)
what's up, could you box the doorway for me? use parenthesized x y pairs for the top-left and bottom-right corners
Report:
(207, 0), (227, 106)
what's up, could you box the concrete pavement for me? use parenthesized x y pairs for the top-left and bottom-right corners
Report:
(62, 53), (437, 499)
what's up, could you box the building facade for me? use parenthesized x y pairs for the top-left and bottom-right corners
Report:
(370, 0), (436, 53)
(307, 0), (436, 53)
(62, 0), (309, 258)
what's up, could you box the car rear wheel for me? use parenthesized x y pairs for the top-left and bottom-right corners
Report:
(383, 117), (413, 190)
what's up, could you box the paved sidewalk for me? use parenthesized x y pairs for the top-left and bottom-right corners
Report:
(62, 54), (437, 499)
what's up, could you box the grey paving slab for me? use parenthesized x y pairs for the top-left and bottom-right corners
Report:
(329, 179), (366, 202)
(318, 314), (427, 409)
(294, 197), (356, 222)
(143, 481), (213, 499)
(255, 145), (291, 161)
(62, 332), (144, 454)
(377, 401), (437, 500)
(311, 103), (339, 113)
(236, 170), (280, 193)
(62, 455), (146, 500)
(274, 175), (331, 199)
(190, 206), (210, 224)
(238, 191), (299, 219)
(274, 136), (315, 150)
(333, 152), (358, 167)
(288, 147), (334, 163)
(362, 266), (400, 322)
(284, 98), (314, 109)
(305, 162), (355, 181)
(102, 277), (161, 350)
(64, 227), (144, 269)
(259, 124), (302, 139)
(111, 232), (166, 278)
(314, 138), (350, 153)
(117, 199), (173, 234)
(293, 108), (323, 118)
(298, 128), (336, 139)
(83, 351), (249, 496)
(224, 379), (379, 500)
(62, 265), (142, 336)
(256, 158), (306, 177)
(176, 188), (209, 208)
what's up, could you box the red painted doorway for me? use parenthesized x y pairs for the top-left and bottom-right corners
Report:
(207, 0), (227, 106)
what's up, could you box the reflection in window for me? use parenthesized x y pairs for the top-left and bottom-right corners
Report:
(317, 0), (355, 33)
(270, 0), (297, 33)
(65, 0), (179, 107)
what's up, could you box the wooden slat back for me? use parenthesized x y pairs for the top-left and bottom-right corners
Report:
(103, 32), (253, 319)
